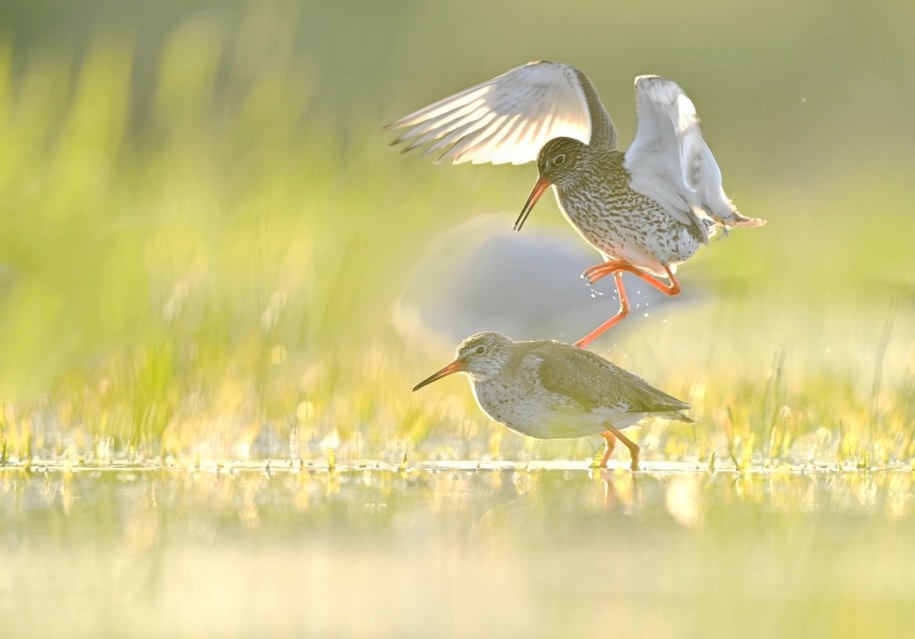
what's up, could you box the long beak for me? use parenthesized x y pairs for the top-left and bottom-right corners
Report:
(412, 358), (467, 392)
(513, 174), (552, 231)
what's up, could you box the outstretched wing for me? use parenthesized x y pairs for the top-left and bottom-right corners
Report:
(534, 342), (691, 418)
(625, 76), (765, 231)
(385, 61), (615, 166)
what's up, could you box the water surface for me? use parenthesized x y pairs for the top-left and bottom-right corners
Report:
(2, 462), (912, 638)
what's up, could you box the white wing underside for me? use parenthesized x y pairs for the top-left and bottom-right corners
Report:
(625, 76), (763, 229)
(386, 61), (592, 165)
(388, 65), (764, 229)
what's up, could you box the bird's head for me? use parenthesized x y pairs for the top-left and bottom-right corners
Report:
(514, 137), (587, 231)
(412, 332), (515, 391)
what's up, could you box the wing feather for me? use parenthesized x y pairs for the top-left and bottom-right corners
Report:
(458, 113), (522, 165)
(391, 86), (490, 128)
(423, 111), (496, 156)
(439, 114), (510, 164)
(534, 342), (691, 417)
(386, 61), (596, 165)
(625, 76), (764, 231)
(397, 98), (487, 148)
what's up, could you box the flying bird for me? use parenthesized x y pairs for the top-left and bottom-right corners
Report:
(388, 61), (765, 347)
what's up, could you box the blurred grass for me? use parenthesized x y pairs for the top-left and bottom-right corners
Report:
(0, 0), (912, 466)
(0, 4), (914, 639)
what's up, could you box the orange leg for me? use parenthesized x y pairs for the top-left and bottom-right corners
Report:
(584, 260), (681, 296)
(574, 260), (681, 349)
(576, 272), (629, 349)
(599, 431), (617, 467)
(602, 424), (640, 471)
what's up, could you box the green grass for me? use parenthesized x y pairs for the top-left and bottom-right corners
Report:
(0, 0), (912, 468)
(0, 4), (914, 638)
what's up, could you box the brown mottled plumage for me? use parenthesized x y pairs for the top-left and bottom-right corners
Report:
(388, 61), (766, 347)
(412, 331), (692, 470)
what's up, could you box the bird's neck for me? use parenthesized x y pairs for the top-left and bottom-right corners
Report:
(572, 68), (619, 151)
(557, 149), (628, 193)
(469, 358), (512, 385)
(469, 370), (499, 386)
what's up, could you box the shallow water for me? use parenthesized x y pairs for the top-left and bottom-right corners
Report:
(1, 462), (913, 638)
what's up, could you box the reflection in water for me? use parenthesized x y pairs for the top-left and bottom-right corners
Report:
(665, 475), (702, 529)
(0, 465), (913, 638)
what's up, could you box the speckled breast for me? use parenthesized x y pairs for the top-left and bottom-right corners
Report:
(553, 181), (703, 274)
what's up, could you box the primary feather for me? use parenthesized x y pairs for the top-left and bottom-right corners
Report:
(388, 61), (764, 230)
(386, 61), (593, 165)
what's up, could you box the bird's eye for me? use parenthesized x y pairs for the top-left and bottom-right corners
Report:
(474, 345), (487, 355)
(553, 153), (566, 166)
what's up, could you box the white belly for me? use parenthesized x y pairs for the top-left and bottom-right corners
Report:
(472, 379), (635, 440)
(553, 186), (702, 276)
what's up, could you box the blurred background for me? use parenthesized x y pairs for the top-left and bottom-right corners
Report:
(0, 0), (912, 463)
(1, 3), (914, 638)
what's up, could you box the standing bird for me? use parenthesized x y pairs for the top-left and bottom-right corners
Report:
(387, 61), (765, 348)
(412, 331), (692, 470)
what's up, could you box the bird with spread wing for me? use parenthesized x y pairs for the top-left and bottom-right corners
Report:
(387, 61), (765, 348)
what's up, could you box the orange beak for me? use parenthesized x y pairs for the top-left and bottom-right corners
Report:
(412, 358), (467, 392)
(513, 174), (552, 231)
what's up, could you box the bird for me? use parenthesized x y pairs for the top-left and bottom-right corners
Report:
(412, 331), (692, 470)
(387, 61), (765, 348)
